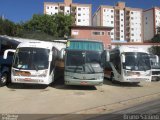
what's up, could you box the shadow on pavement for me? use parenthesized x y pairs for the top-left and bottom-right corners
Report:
(103, 78), (142, 87)
(6, 83), (48, 89)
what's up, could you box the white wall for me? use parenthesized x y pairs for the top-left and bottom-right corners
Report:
(119, 10), (124, 41)
(45, 5), (58, 15)
(102, 8), (114, 27)
(64, 6), (70, 15)
(155, 9), (160, 34)
(130, 11), (142, 42)
(76, 7), (90, 26)
(143, 9), (154, 41)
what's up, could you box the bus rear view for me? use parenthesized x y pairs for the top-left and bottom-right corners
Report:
(63, 39), (107, 86)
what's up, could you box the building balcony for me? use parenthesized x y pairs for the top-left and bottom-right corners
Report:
(126, 11), (130, 16)
(71, 6), (76, 12)
(60, 6), (64, 10)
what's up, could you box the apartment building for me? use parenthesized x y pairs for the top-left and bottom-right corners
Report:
(93, 2), (143, 43)
(143, 7), (160, 41)
(44, 0), (92, 26)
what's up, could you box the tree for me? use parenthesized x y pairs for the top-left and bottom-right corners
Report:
(22, 13), (73, 39)
(151, 26), (160, 43)
(149, 26), (160, 56)
(54, 13), (73, 38)
(0, 18), (22, 36)
(23, 14), (58, 37)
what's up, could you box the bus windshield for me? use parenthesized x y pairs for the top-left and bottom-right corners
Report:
(123, 52), (151, 71)
(13, 47), (49, 70)
(66, 50), (103, 73)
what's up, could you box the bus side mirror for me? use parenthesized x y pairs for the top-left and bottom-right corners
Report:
(106, 50), (110, 62)
(122, 54), (125, 63)
(3, 49), (16, 59)
(156, 55), (159, 63)
(60, 48), (65, 59)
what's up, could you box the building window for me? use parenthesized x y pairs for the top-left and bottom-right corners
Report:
(108, 32), (110, 35)
(78, 8), (81, 10)
(111, 15), (114, 18)
(55, 7), (58, 9)
(121, 13), (123, 16)
(111, 21), (114, 24)
(121, 19), (123, 21)
(121, 30), (123, 32)
(111, 32), (114, 35)
(78, 19), (81, 22)
(111, 10), (114, 12)
(131, 17), (134, 20)
(121, 36), (123, 38)
(131, 28), (134, 30)
(92, 31), (105, 36)
(131, 34), (134, 36)
(131, 12), (133, 14)
(47, 6), (49, 9)
(121, 24), (123, 27)
(78, 13), (81, 16)
(67, 10), (69, 13)
(146, 17), (147, 20)
(104, 9), (106, 12)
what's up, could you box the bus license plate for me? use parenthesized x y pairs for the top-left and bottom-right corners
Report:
(24, 78), (31, 81)
(80, 82), (88, 85)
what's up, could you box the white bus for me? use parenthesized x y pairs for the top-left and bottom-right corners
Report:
(3, 41), (65, 85)
(104, 46), (152, 84)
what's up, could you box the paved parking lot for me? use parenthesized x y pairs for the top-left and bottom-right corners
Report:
(0, 79), (160, 114)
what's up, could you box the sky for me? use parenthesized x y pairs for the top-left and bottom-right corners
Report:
(0, 0), (160, 23)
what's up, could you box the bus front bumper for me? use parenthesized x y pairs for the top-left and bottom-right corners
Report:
(64, 72), (104, 86)
(65, 78), (103, 86)
(122, 76), (151, 82)
(11, 76), (51, 85)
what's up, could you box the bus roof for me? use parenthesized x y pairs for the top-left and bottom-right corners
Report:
(17, 41), (66, 51)
(68, 39), (103, 43)
(111, 46), (149, 54)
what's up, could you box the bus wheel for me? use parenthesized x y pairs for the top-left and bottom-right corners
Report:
(110, 73), (116, 83)
(133, 82), (140, 86)
(0, 73), (7, 87)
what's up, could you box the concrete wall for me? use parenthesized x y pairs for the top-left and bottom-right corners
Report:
(143, 9), (154, 41)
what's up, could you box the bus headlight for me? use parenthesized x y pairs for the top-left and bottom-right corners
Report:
(12, 69), (16, 76)
(146, 71), (152, 76)
(37, 70), (48, 77)
(124, 70), (130, 76)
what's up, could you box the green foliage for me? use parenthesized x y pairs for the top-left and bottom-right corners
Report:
(149, 46), (160, 56)
(0, 13), (74, 40)
(151, 26), (160, 43)
(22, 13), (73, 39)
(148, 26), (160, 56)
(151, 34), (160, 43)
(54, 13), (73, 37)
(0, 18), (21, 36)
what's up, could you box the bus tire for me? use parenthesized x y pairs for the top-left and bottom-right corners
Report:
(133, 82), (140, 85)
(110, 73), (116, 83)
(0, 73), (7, 87)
